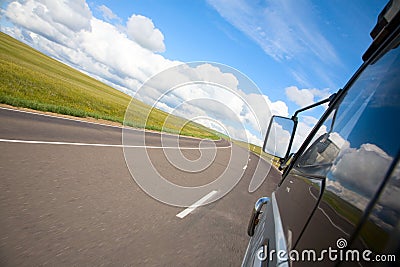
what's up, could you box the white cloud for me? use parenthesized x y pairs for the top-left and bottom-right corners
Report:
(4, 0), (178, 93)
(331, 143), (392, 198)
(285, 86), (314, 107)
(144, 79), (259, 143)
(97, 4), (120, 22)
(285, 86), (331, 108)
(126, 14), (165, 53)
(133, 62), (289, 145)
(263, 95), (288, 117)
(44, 0), (92, 32)
(5, 0), (92, 46)
(79, 18), (175, 82)
(325, 142), (394, 213)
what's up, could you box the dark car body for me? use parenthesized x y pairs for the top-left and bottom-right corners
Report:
(242, 1), (400, 266)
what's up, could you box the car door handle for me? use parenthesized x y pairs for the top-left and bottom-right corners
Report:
(247, 197), (270, 236)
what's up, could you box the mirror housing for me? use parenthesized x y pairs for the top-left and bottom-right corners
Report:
(262, 116), (297, 160)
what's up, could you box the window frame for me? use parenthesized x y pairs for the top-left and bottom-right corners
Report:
(280, 23), (400, 186)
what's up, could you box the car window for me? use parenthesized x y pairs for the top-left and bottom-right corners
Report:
(294, 34), (400, 211)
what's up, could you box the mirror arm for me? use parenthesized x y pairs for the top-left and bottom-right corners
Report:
(291, 95), (333, 120)
(282, 93), (338, 167)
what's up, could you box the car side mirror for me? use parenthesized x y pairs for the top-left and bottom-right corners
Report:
(263, 116), (296, 160)
(262, 93), (338, 164)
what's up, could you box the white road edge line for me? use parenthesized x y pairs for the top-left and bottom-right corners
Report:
(176, 190), (218, 219)
(0, 107), (223, 141)
(0, 106), (123, 129)
(0, 139), (231, 149)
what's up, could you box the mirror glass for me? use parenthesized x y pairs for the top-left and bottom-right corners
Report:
(263, 116), (295, 158)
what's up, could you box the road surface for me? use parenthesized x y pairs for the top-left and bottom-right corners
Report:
(0, 107), (282, 266)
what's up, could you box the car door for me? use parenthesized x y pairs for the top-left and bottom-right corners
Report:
(292, 30), (400, 266)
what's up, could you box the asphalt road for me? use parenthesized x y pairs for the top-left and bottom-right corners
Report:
(0, 107), (282, 266)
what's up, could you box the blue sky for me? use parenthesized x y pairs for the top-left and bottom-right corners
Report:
(0, 0), (385, 145)
(86, 0), (383, 95)
(91, 1), (381, 83)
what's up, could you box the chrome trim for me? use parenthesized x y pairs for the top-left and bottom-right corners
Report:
(247, 197), (270, 236)
(272, 192), (289, 267)
(241, 239), (252, 267)
(255, 197), (270, 212)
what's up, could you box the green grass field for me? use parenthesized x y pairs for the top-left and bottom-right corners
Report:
(0, 32), (221, 140)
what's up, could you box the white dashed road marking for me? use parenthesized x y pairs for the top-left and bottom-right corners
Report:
(176, 190), (218, 219)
